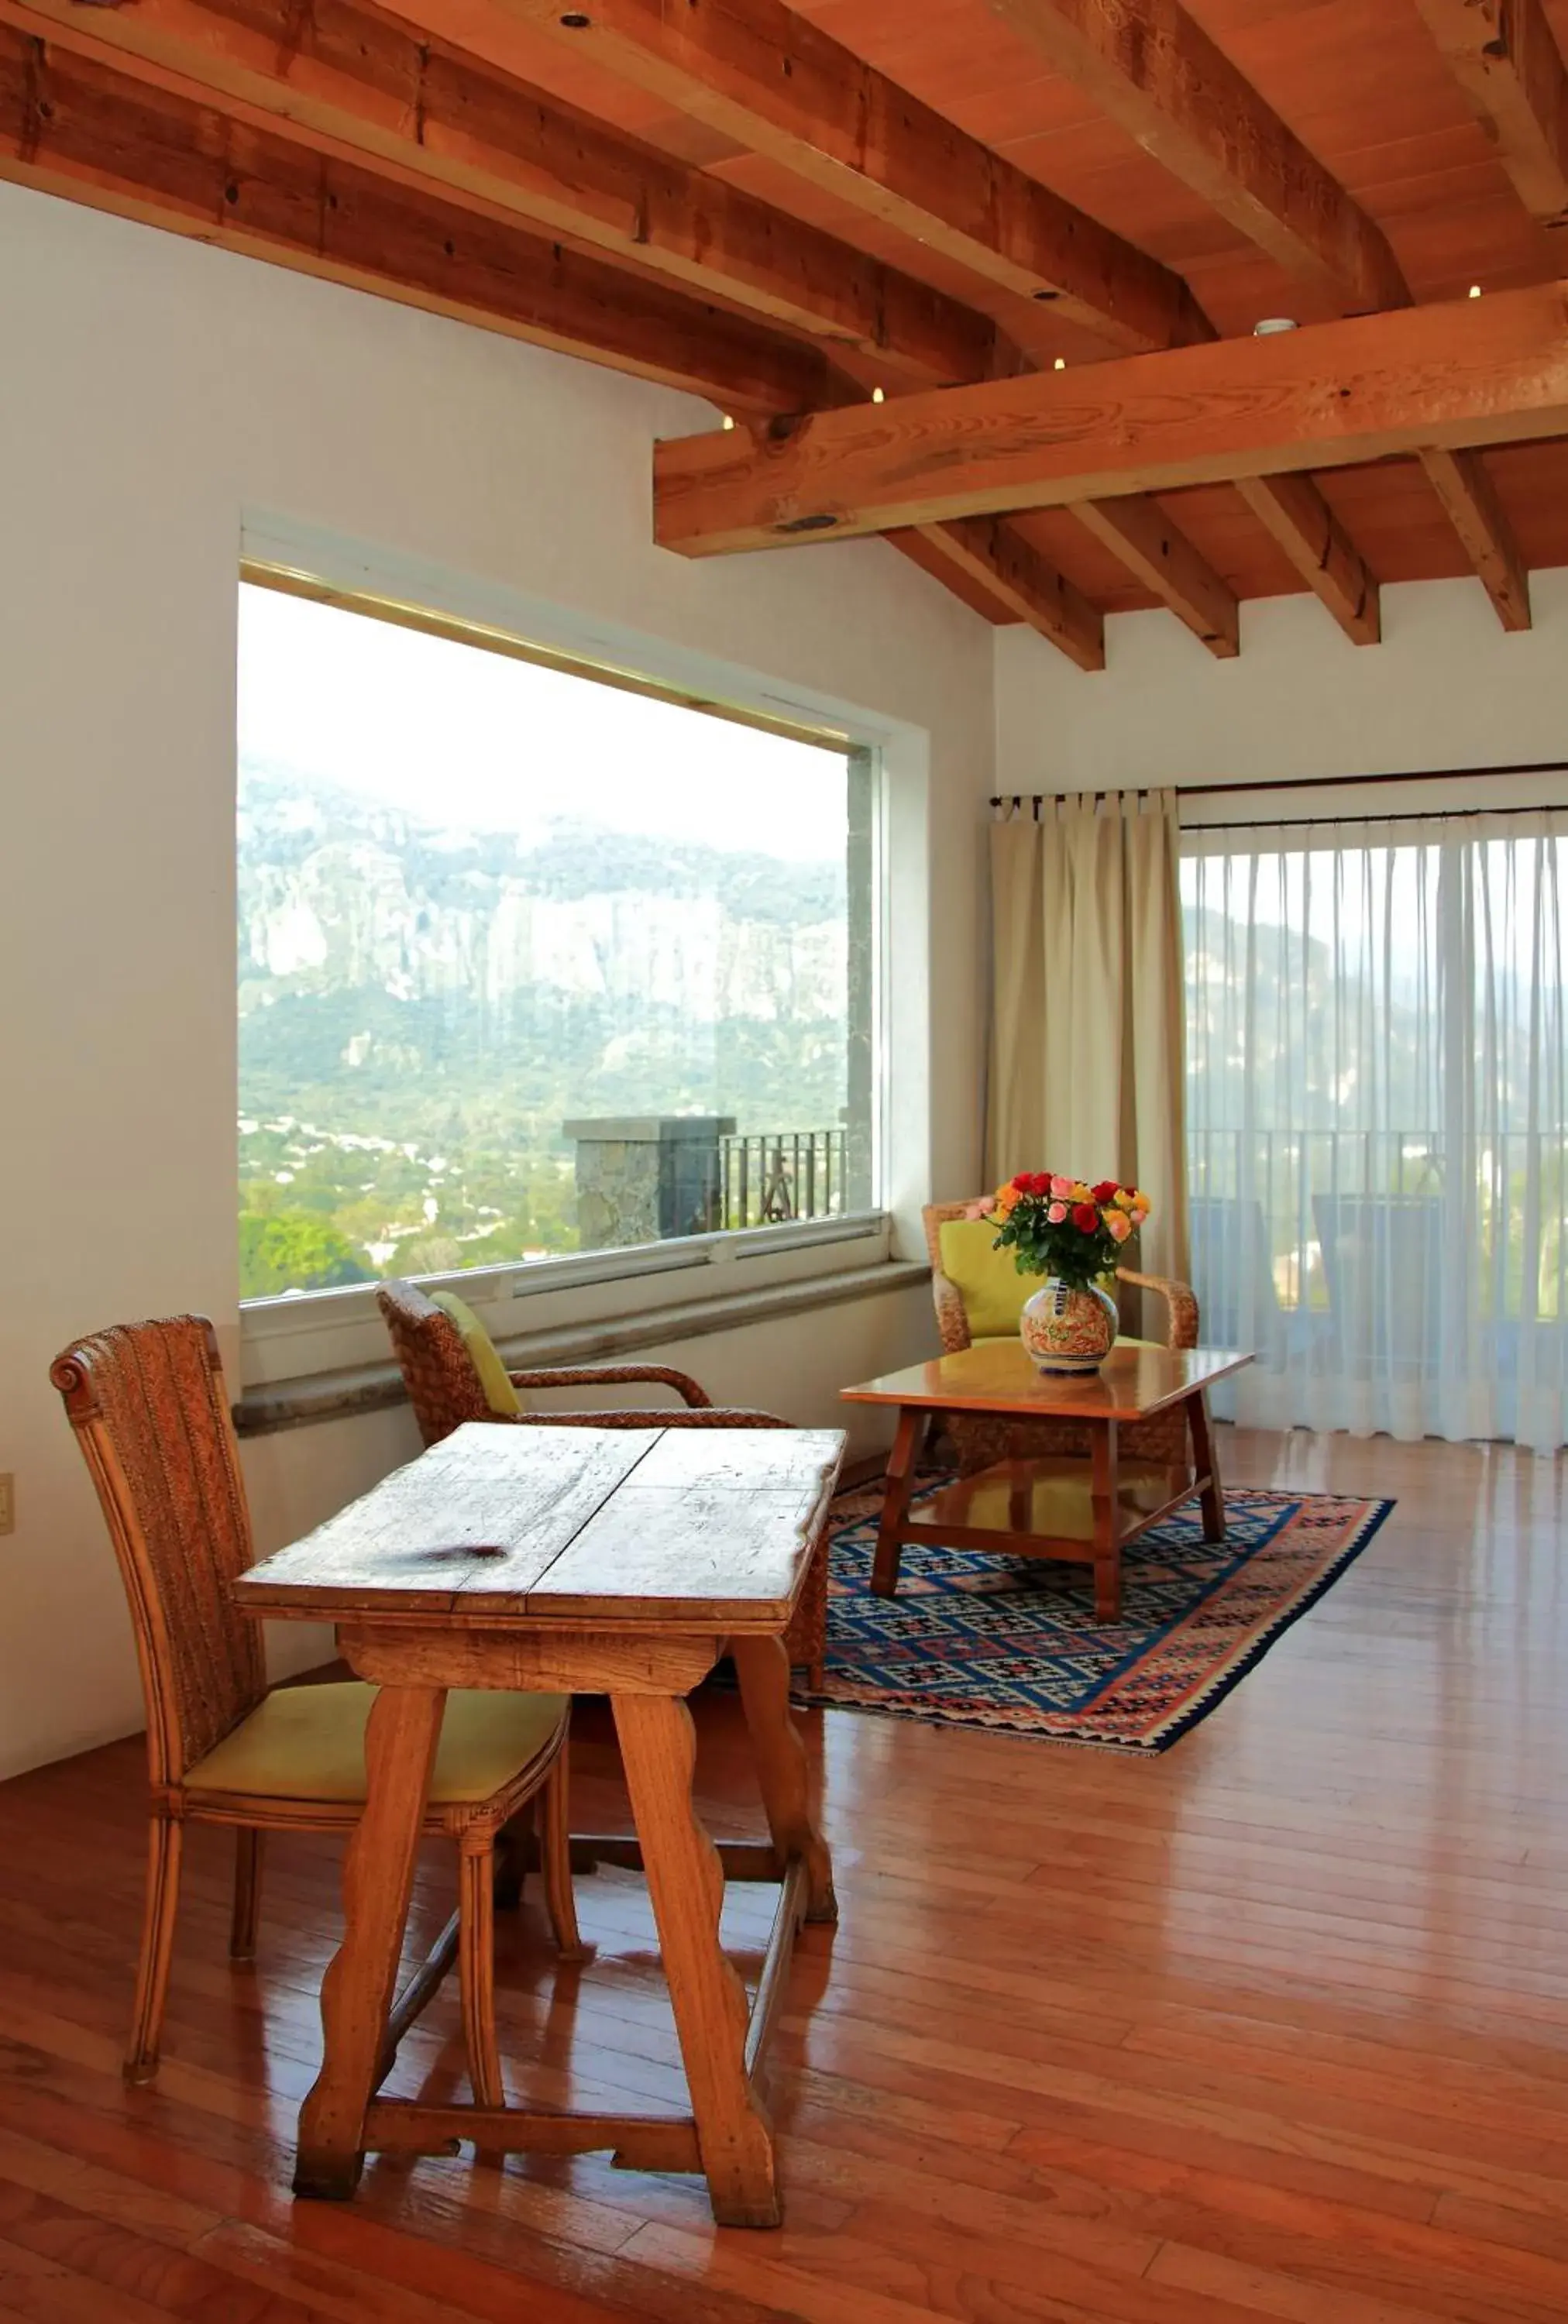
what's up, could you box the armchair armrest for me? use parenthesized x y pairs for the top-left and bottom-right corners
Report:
(509, 1405), (787, 1429)
(506, 1363), (714, 1408)
(1113, 1267), (1200, 1351)
(930, 1268), (972, 1356)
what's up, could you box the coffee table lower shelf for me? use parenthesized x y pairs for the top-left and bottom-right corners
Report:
(874, 1455), (1222, 1622)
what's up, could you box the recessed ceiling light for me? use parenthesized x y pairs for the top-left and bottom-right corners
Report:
(1469, 283), (1483, 297)
(720, 414), (735, 431)
(872, 386), (885, 403)
(1053, 357), (1067, 370)
(1253, 317), (1298, 335)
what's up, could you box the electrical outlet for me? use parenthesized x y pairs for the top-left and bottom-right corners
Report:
(0, 1475), (12, 1536)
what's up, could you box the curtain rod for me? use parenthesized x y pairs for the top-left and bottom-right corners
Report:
(1195, 801), (1565, 834)
(989, 758), (1568, 813)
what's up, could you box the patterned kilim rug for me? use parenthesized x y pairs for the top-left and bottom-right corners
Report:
(795, 1475), (1394, 1752)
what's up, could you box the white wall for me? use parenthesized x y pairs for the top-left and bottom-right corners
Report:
(0, 184), (994, 1779)
(996, 572), (1568, 810)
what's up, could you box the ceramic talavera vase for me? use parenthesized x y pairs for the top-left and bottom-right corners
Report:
(1019, 1277), (1119, 1376)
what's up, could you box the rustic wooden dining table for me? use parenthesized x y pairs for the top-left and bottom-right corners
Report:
(233, 1419), (844, 2229)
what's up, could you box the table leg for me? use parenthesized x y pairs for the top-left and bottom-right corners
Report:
(731, 1634), (837, 1925)
(872, 1406), (927, 1598)
(1089, 1420), (1123, 1624)
(294, 1684), (447, 2199)
(1188, 1388), (1226, 1540)
(612, 1693), (779, 2229)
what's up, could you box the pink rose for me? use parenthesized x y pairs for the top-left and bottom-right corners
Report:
(1047, 1200), (1068, 1223)
(1106, 1209), (1132, 1242)
(1049, 1174), (1075, 1198)
(961, 1199), (990, 1219)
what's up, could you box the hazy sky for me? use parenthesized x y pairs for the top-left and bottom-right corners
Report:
(237, 582), (847, 861)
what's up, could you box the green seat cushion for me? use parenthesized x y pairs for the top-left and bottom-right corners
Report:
(430, 1289), (521, 1417)
(937, 1219), (1032, 1338)
(185, 1681), (566, 1804)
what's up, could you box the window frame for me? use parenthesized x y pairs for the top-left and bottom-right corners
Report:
(235, 521), (911, 1388)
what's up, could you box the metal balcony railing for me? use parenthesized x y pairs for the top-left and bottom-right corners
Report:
(718, 1130), (847, 1231)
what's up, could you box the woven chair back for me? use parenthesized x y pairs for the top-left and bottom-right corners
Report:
(377, 1279), (493, 1446)
(50, 1317), (266, 1787)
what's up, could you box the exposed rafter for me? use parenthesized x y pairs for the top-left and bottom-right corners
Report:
(0, 27), (835, 416)
(505, 0), (1215, 356)
(1419, 449), (1533, 631)
(1412, 0), (1568, 225)
(651, 284), (1568, 555)
(1069, 497), (1238, 656)
(1233, 475), (1381, 646)
(0, 0), (1008, 392)
(981, 0), (1412, 315)
(905, 522), (1106, 669)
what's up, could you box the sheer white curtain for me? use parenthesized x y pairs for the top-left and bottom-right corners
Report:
(1183, 813), (1568, 1452)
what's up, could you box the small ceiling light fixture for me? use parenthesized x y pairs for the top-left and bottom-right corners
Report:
(1469, 283), (1483, 297)
(1053, 356), (1067, 370)
(720, 414), (735, 431)
(872, 386), (885, 403)
(559, 10), (591, 25)
(1253, 317), (1298, 335)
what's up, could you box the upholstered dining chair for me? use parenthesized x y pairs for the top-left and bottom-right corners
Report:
(50, 1314), (581, 2095)
(921, 1199), (1202, 1472)
(377, 1278), (829, 1687)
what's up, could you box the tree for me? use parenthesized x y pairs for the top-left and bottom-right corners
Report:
(239, 1208), (373, 1299)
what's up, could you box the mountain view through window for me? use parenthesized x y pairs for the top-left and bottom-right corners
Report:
(237, 580), (875, 1301)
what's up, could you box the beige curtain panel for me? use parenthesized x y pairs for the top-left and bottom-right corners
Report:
(987, 790), (1189, 1288)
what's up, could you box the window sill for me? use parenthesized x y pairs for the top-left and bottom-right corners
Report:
(234, 1257), (931, 1438)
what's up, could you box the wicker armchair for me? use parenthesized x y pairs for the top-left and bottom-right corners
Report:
(50, 1315), (579, 2092)
(377, 1280), (829, 1686)
(921, 1199), (1202, 1473)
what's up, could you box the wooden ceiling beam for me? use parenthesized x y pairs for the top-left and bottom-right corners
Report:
(982, 0), (1412, 316)
(1233, 474), (1380, 646)
(504, 0), (1214, 356)
(1069, 497), (1238, 656)
(0, 0), (1006, 392)
(903, 522), (1106, 669)
(1412, 0), (1568, 225)
(1418, 449), (1532, 631)
(0, 27), (836, 418)
(651, 283), (1568, 554)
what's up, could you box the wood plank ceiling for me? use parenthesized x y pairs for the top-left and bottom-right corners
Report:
(7, 0), (1568, 665)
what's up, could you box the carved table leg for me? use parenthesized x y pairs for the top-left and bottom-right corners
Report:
(1089, 1419), (1123, 1624)
(872, 1405), (927, 1598)
(1188, 1388), (1226, 1540)
(731, 1633), (837, 1924)
(294, 1684), (447, 2199)
(612, 1693), (779, 2228)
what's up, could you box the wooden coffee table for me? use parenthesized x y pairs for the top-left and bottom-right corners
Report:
(841, 1341), (1253, 1622)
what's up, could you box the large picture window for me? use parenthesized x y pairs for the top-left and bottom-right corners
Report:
(237, 577), (879, 1301)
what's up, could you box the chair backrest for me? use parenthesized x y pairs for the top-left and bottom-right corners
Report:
(50, 1317), (266, 1789)
(377, 1278), (494, 1446)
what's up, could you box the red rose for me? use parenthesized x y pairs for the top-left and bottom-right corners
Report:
(1071, 1202), (1099, 1232)
(1029, 1172), (1051, 1195)
(1091, 1180), (1119, 1205)
(1011, 1173), (1032, 1191)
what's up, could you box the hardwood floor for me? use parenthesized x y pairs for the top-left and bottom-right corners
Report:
(0, 1425), (1565, 2322)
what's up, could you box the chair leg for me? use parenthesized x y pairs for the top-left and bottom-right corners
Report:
(126, 1813), (183, 2086)
(539, 1748), (586, 1961)
(456, 1832), (505, 2153)
(493, 1805), (531, 1912)
(230, 1827), (263, 1963)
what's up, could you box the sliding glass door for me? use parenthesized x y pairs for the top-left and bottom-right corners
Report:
(1181, 813), (1567, 1452)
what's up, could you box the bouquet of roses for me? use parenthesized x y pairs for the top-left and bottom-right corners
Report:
(978, 1173), (1150, 1291)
